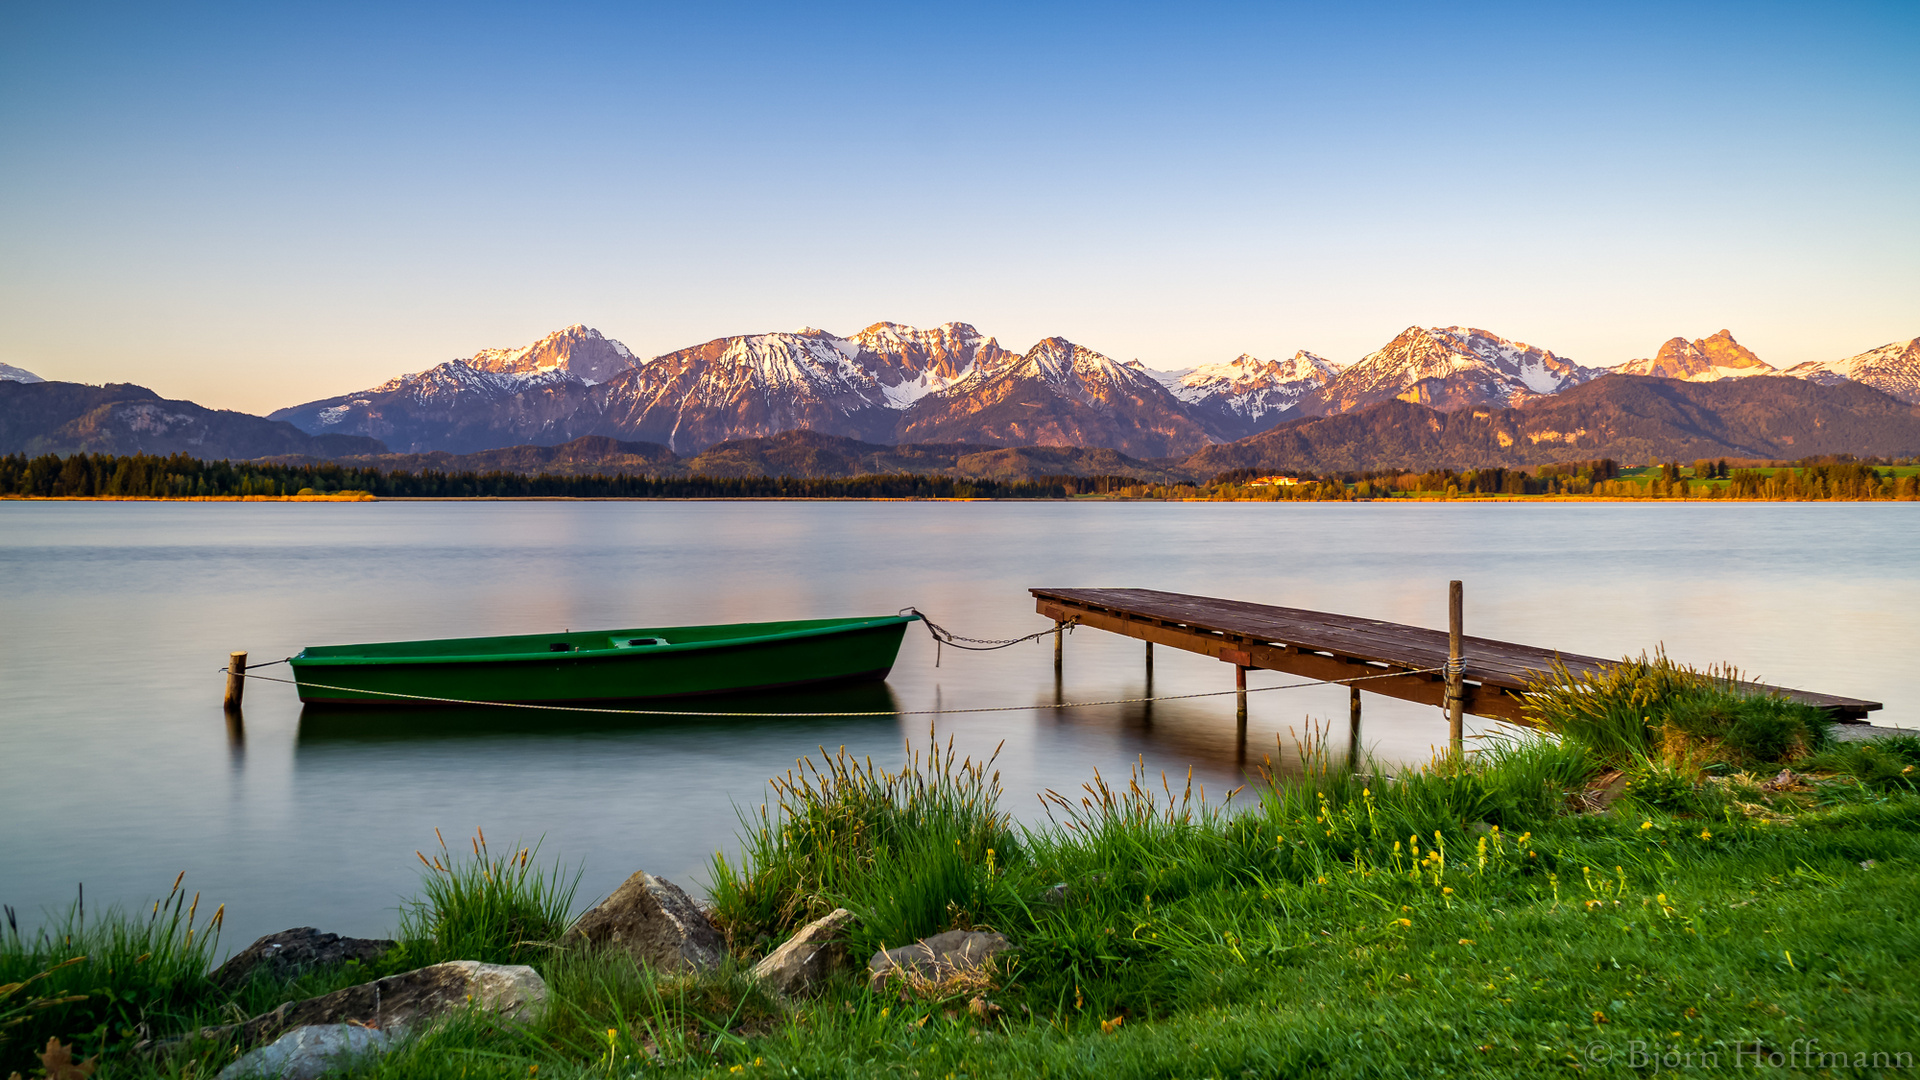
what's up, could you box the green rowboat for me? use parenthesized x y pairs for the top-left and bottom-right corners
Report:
(289, 614), (918, 706)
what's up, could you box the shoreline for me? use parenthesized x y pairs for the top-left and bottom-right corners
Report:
(6, 493), (1916, 504)
(9, 720), (1917, 1079)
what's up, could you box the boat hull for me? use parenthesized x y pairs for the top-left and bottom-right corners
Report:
(288, 615), (916, 706)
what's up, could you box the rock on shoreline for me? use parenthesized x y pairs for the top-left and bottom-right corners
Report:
(560, 871), (726, 972)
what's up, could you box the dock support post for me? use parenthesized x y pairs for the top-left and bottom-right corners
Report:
(1143, 640), (1154, 706)
(224, 651), (248, 711)
(1446, 581), (1464, 758)
(1235, 664), (1248, 726)
(1053, 621), (1064, 677)
(1349, 684), (1362, 758)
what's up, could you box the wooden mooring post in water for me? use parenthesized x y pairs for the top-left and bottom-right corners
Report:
(223, 651), (247, 711)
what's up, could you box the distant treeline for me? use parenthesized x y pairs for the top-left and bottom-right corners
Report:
(4, 450), (1917, 502)
(1334, 458), (1920, 500)
(0, 451), (1094, 500)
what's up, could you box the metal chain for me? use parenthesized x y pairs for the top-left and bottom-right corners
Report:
(900, 607), (1075, 649)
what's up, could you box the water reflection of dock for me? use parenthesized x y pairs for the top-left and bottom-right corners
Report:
(1033, 587), (1883, 726)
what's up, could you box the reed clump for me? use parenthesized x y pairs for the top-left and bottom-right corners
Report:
(0, 875), (223, 1073)
(1523, 650), (1830, 770)
(707, 733), (1020, 960)
(398, 829), (580, 967)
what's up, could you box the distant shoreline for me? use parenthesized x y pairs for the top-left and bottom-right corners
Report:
(6, 493), (1913, 505)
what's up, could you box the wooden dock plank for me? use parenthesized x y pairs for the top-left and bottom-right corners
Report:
(1031, 587), (1882, 723)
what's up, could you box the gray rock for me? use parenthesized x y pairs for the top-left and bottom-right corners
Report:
(868, 930), (1011, 989)
(1040, 883), (1071, 906)
(561, 871), (725, 972)
(751, 908), (855, 996)
(198, 960), (545, 1047)
(211, 928), (397, 991)
(216, 1024), (394, 1080)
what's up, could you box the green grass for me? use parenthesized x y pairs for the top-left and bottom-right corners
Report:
(397, 830), (581, 968)
(1522, 650), (1830, 769)
(1, 875), (226, 1071)
(9, 705), (1919, 1078)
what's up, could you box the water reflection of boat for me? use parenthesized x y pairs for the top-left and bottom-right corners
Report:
(289, 615), (917, 706)
(295, 680), (903, 743)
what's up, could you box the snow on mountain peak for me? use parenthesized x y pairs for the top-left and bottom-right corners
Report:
(466, 325), (638, 385)
(1315, 326), (1600, 413)
(1152, 350), (1339, 428)
(1779, 335), (1920, 403)
(0, 361), (44, 384)
(851, 321), (1015, 392)
(1614, 330), (1775, 381)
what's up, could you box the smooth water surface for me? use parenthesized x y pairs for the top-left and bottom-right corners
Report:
(2, 500), (1914, 952)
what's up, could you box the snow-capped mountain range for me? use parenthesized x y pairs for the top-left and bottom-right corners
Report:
(255, 322), (1920, 457)
(0, 362), (43, 384)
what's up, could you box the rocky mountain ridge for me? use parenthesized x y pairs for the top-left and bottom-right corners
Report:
(892, 336), (1216, 457)
(1614, 330), (1776, 381)
(1312, 326), (1602, 414)
(1, 381), (386, 459)
(22, 320), (1919, 460)
(1154, 352), (1339, 440)
(1185, 374), (1920, 475)
(15, 375), (1920, 480)
(1778, 337), (1920, 405)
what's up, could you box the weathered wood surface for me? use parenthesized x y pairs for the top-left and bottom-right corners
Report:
(1032, 587), (1882, 724)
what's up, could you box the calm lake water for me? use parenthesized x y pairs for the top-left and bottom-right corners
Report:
(2, 500), (1914, 954)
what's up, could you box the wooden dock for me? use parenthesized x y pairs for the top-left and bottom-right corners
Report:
(1031, 587), (1882, 725)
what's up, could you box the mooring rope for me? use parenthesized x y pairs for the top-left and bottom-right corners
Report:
(224, 663), (1446, 718)
(899, 607), (1078, 667)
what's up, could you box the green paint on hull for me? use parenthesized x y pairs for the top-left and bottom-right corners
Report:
(289, 615), (917, 706)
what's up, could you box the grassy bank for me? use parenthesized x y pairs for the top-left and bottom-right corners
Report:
(7, 664), (1919, 1078)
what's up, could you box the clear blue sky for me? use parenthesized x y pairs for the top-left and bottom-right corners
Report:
(2, 0), (1916, 412)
